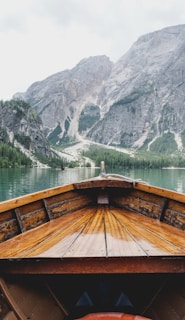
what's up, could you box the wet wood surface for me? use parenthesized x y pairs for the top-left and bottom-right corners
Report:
(0, 206), (184, 259)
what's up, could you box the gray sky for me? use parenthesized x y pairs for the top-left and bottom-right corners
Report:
(1, 0), (185, 100)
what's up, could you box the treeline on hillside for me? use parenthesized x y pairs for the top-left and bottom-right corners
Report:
(0, 142), (32, 168)
(0, 141), (80, 169)
(35, 152), (79, 169)
(83, 145), (185, 169)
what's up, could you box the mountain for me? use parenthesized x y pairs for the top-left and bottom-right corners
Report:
(15, 55), (113, 145)
(14, 25), (185, 153)
(0, 100), (53, 165)
(88, 24), (185, 151)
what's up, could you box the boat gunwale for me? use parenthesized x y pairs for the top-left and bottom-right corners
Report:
(0, 183), (75, 212)
(1, 176), (185, 213)
(0, 177), (133, 212)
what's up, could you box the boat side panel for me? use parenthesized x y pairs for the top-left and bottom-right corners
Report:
(113, 190), (162, 220)
(113, 189), (185, 230)
(47, 192), (94, 219)
(165, 199), (185, 230)
(0, 210), (20, 242)
(0, 190), (94, 243)
(17, 200), (48, 232)
(46, 190), (84, 205)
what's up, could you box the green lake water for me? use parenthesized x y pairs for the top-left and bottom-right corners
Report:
(1, 167), (185, 201)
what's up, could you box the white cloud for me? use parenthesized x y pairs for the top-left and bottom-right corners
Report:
(0, 0), (185, 99)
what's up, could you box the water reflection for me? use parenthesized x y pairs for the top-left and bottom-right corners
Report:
(0, 167), (99, 201)
(1, 167), (185, 202)
(110, 168), (185, 194)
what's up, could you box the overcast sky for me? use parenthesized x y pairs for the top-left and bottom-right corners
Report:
(0, 0), (185, 100)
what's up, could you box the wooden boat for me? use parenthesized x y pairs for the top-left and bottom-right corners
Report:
(0, 163), (184, 320)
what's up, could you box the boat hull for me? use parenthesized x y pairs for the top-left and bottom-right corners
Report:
(0, 273), (184, 319)
(0, 175), (185, 319)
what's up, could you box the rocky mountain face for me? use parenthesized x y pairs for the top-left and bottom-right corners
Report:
(0, 100), (53, 161)
(16, 55), (113, 145)
(88, 24), (185, 151)
(15, 25), (185, 152)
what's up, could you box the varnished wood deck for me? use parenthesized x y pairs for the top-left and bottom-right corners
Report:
(0, 206), (184, 259)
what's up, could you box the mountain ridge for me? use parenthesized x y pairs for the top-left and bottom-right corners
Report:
(0, 99), (54, 166)
(14, 24), (185, 155)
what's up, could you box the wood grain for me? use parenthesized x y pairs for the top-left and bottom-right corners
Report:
(0, 206), (184, 259)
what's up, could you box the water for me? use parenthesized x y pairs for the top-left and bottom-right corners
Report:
(1, 167), (185, 201)
(0, 167), (99, 201)
(111, 167), (185, 193)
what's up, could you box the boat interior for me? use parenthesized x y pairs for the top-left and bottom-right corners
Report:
(0, 273), (185, 319)
(0, 175), (185, 319)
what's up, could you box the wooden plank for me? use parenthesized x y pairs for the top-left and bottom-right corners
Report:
(21, 208), (47, 231)
(115, 191), (185, 229)
(168, 198), (185, 213)
(49, 195), (92, 219)
(0, 208), (95, 258)
(104, 206), (146, 257)
(1, 256), (184, 274)
(0, 206), (184, 259)
(63, 207), (106, 257)
(113, 209), (185, 255)
(46, 190), (80, 206)
(0, 220), (19, 243)
(36, 207), (96, 258)
(114, 195), (161, 219)
(130, 209), (184, 249)
(135, 181), (185, 203)
(123, 210), (185, 250)
(17, 201), (44, 216)
(164, 208), (185, 230)
(0, 210), (15, 223)
(127, 189), (164, 206)
(74, 178), (133, 189)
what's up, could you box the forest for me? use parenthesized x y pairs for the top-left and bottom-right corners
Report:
(2, 139), (185, 169)
(82, 145), (185, 169)
(0, 142), (32, 168)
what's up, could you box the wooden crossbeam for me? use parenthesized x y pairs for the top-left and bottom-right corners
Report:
(14, 208), (25, 233)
